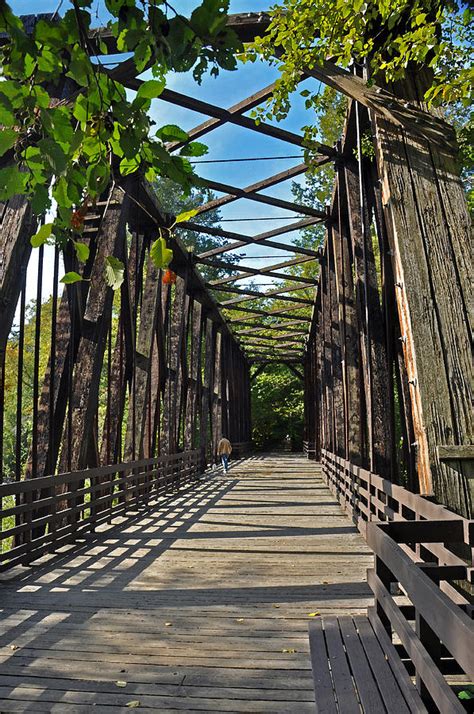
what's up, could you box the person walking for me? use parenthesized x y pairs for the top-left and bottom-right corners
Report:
(217, 437), (232, 473)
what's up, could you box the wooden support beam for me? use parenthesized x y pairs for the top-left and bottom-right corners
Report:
(305, 60), (455, 151)
(217, 283), (314, 307)
(0, 195), (37, 357)
(184, 300), (203, 451)
(205, 254), (316, 286)
(57, 187), (130, 477)
(235, 321), (307, 334)
(225, 304), (311, 321)
(372, 90), (472, 513)
(196, 164), (327, 218)
(186, 218), (321, 259)
(236, 331), (305, 343)
(123, 253), (162, 462)
(162, 273), (188, 454)
(124, 76), (335, 156)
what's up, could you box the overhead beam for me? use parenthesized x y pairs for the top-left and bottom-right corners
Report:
(225, 304), (311, 321)
(235, 331), (305, 342)
(235, 321), (308, 334)
(184, 218), (322, 259)
(197, 164), (328, 218)
(213, 283), (314, 307)
(205, 254), (315, 286)
(201, 261), (315, 286)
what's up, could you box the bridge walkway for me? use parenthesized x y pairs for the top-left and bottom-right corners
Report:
(0, 454), (373, 712)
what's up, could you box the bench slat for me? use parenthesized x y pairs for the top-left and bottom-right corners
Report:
(339, 616), (386, 713)
(354, 616), (410, 714)
(309, 620), (338, 714)
(367, 608), (428, 714)
(323, 616), (361, 714)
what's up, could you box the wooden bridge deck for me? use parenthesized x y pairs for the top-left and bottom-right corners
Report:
(0, 455), (373, 713)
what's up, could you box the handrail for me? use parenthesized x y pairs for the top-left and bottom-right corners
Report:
(367, 521), (473, 713)
(321, 448), (474, 713)
(0, 450), (201, 570)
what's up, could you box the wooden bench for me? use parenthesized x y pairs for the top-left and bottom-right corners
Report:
(309, 616), (427, 713)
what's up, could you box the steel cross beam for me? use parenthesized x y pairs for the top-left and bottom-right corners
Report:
(183, 218), (322, 259)
(196, 163), (328, 218)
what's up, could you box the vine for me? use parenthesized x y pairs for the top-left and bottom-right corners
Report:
(0, 0), (241, 280)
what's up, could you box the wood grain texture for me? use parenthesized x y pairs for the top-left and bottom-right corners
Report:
(0, 455), (372, 712)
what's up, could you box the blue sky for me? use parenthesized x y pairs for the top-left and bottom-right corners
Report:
(10, 1), (327, 301)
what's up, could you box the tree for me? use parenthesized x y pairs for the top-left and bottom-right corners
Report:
(251, 363), (304, 450)
(0, 1), (242, 277)
(248, 1), (473, 153)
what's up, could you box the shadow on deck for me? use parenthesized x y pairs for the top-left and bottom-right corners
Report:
(0, 455), (373, 712)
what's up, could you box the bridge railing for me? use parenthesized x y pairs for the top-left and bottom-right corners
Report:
(0, 449), (200, 571)
(367, 520), (473, 713)
(322, 448), (474, 713)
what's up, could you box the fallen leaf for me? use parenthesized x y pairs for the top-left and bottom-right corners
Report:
(126, 702), (141, 708)
(282, 648), (297, 654)
(10, 644), (18, 650)
(236, 618), (244, 622)
(116, 681), (127, 688)
(272, 604), (280, 609)
(165, 622), (173, 627)
(308, 612), (320, 617)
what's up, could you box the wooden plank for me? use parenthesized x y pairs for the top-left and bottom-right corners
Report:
(322, 617), (360, 714)
(338, 616), (385, 712)
(368, 608), (428, 714)
(0, 194), (37, 355)
(0, 456), (372, 712)
(308, 620), (337, 714)
(354, 615), (410, 713)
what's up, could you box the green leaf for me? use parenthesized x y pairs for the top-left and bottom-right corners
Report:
(0, 166), (27, 201)
(156, 124), (188, 143)
(86, 162), (110, 196)
(179, 142), (208, 158)
(175, 208), (199, 224)
(126, 703), (141, 709)
(73, 94), (91, 123)
(60, 271), (83, 284)
(150, 237), (173, 269)
(38, 138), (67, 174)
(30, 184), (51, 215)
(120, 155), (141, 176)
(137, 78), (165, 100)
(104, 256), (125, 291)
(0, 129), (17, 157)
(31, 223), (53, 248)
(74, 241), (90, 263)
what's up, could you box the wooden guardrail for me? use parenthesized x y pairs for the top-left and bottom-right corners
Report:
(0, 450), (201, 571)
(321, 448), (474, 712)
(367, 520), (474, 713)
